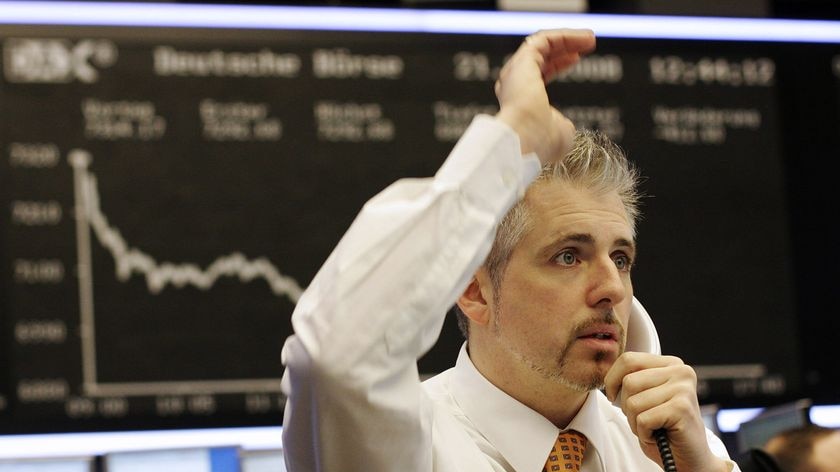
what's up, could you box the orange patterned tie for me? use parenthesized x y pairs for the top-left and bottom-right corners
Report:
(543, 430), (587, 471)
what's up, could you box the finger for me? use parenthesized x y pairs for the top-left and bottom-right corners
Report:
(524, 30), (593, 80)
(551, 28), (597, 54)
(542, 53), (581, 81)
(633, 395), (698, 446)
(619, 363), (695, 402)
(605, 353), (683, 401)
(526, 28), (596, 55)
(622, 379), (683, 436)
(511, 30), (592, 82)
(496, 43), (544, 86)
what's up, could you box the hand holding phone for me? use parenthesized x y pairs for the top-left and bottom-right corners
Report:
(605, 301), (730, 472)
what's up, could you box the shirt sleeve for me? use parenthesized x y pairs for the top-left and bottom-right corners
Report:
(706, 428), (742, 472)
(280, 115), (540, 472)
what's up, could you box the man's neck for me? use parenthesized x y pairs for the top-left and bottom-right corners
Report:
(467, 342), (590, 428)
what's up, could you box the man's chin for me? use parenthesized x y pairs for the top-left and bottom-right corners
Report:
(559, 362), (610, 392)
(580, 355), (614, 389)
(559, 372), (605, 393)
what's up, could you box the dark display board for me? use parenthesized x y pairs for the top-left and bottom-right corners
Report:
(0, 21), (836, 434)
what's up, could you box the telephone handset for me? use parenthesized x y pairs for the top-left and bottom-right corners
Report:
(623, 297), (677, 472)
(624, 297), (661, 356)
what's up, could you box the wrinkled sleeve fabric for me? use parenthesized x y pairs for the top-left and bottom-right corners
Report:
(281, 115), (541, 472)
(707, 429), (742, 472)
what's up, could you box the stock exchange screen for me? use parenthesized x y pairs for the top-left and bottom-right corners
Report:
(0, 19), (834, 433)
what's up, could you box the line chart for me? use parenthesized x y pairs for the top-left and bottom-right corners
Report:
(70, 149), (304, 302)
(69, 149), (300, 396)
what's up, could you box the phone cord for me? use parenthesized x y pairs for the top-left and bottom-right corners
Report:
(654, 429), (677, 472)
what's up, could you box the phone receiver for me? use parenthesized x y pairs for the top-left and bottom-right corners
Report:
(625, 297), (661, 356)
(612, 296), (660, 410)
(623, 298), (677, 472)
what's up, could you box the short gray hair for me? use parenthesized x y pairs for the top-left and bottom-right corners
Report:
(455, 129), (641, 338)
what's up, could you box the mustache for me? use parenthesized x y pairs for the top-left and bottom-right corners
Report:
(571, 310), (626, 341)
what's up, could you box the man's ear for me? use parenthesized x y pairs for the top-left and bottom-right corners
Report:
(457, 269), (493, 327)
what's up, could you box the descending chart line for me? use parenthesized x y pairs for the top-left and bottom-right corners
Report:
(69, 149), (304, 302)
(69, 148), (302, 396)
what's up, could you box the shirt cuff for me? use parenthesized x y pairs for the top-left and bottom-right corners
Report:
(435, 114), (540, 215)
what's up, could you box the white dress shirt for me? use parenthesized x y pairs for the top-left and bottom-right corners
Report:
(281, 115), (738, 471)
(424, 345), (736, 471)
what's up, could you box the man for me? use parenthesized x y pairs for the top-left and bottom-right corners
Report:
(281, 29), (738, 471)
(764, 426), (840, 472)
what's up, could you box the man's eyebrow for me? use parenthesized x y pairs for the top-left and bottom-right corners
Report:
(537, 233), (594, 259)
(615, 238), (637, 254)
(540, 234), (637, 257)
(548, 234), (636, 252)
(558, 233), (596, 245)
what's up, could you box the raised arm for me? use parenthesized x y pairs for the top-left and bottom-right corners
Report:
(496, 29), (595, 162)
(281, 29), (594, 472)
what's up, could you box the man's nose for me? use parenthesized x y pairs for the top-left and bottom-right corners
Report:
(586, 257), (627, 308)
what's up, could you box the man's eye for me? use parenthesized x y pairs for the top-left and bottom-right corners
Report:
(614, 254), (632, 271)
(555, 251), (577, 266)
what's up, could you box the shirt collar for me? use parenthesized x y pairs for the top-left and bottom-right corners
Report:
(450, 344), (557, 472)
(449, 344), (612, 472)
(567, 389), (610, 471)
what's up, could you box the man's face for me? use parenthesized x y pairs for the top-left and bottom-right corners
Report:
(489, 181), (635, 392)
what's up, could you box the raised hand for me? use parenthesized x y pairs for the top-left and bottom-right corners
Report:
(494, 29), (596, 164)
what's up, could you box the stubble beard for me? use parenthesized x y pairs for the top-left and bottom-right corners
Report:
(495, 309), (626, 393)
